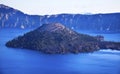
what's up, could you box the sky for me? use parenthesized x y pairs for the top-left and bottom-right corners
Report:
(0, 0), (120, 15)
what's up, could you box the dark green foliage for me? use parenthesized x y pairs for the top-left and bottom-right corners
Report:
(6, 23), (120, 54)
(98, 41), (120, 50)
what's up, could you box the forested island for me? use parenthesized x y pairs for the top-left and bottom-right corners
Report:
(6, 23), (120, 54)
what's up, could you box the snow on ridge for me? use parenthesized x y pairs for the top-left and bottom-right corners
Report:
(21, 25), (25, 29)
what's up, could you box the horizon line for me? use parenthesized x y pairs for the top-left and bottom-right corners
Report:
(0, 4), (120, 16)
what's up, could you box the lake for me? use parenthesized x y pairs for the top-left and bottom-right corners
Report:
(0, 29), (120, 74)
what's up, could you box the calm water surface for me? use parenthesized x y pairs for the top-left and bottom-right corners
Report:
(0, 29), (120, 74)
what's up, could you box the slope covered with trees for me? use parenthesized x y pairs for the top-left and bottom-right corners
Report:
(6, 23), (120, 54)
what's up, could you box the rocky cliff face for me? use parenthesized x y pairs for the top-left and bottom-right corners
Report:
(0, 4), (120, 33)
(0, 4), (41, 29)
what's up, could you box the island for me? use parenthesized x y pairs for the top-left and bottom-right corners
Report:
(6, 23), (120, 54)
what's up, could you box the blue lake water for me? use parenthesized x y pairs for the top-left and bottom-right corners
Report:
(0, 29), (120, 74)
